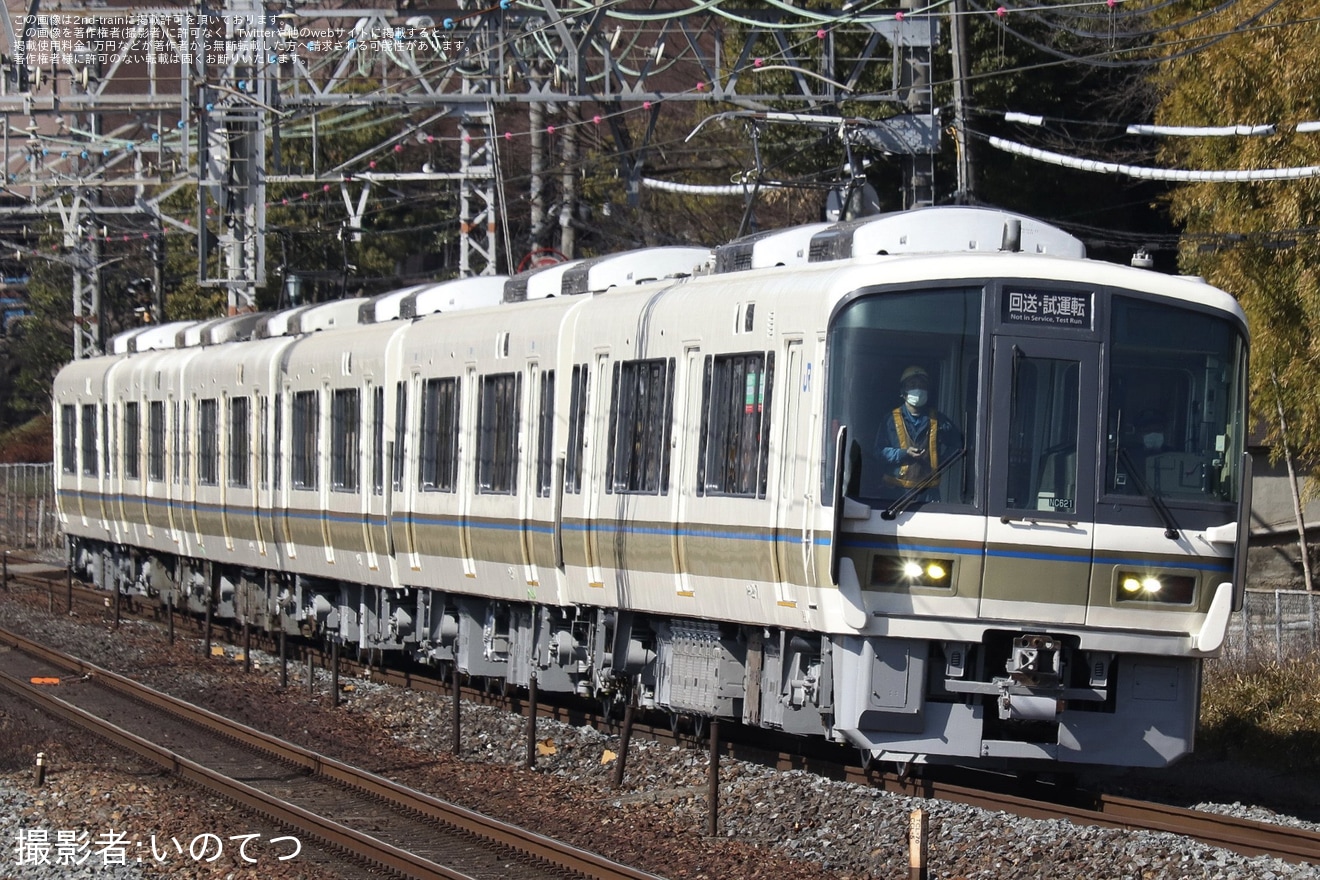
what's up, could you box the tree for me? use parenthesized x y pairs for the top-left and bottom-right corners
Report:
(5, 256), (73, 426)
(1151, 0), (1320, 586)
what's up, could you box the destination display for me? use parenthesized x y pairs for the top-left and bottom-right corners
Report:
(1002, 289), (1092, 328)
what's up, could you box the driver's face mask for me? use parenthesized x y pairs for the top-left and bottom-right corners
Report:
(905, 389), (928, 408)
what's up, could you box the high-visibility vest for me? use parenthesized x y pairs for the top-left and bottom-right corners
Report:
(884, 407), (939, 489)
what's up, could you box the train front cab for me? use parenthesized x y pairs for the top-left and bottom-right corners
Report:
(824, 269), (1248, 767)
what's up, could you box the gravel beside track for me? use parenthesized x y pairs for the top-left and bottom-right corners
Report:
(1, 593), (1318, 880)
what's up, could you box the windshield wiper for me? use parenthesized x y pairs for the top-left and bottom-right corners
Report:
(1117, 447), (1181, 540)
(881, 447), (967, 521)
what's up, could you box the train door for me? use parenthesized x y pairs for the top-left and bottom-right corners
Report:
(278, 388), (296, 560)
(400, 373), (421, 572)
(584, 350), (611, 590)
(363, 383), (383, 571)
(981, 336), (1098, 625)
(95, 402), (108, 528)
(672, 344), (703, 597)
(459, 363), (478, 578)
(773, 338), (805, 608)
(220, 392), (233, 552)
(137, 397), (152, 541)
(521, 362), (543, 590)
(165, 397), (178, 538)
(186, 397), (202, 547)
(255, 394), (272, 559)
(319, 381), (334, 564)
(113, 401), (128, 537)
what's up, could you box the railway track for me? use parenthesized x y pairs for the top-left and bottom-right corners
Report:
(881, 774), (1320, 864)
(4, 556), (1320, 867)
(0, 624), (665, 880)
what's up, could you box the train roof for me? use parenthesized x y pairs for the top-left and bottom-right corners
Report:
(714, 223), (831, 273)
(503, 246), (711, 302)
(253, 298), (367, 339)
(359, 285), (427, 324)
(400, 275), (508, 318)
(806, 206), (1086, 262)
(107, 320), (198, 353)
(91, 207), (1238, 360)
(503, 259), (581, 303)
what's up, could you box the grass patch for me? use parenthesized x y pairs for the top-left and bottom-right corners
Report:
(0, 414), (52, 464)
(1198, 654), (1320, 772)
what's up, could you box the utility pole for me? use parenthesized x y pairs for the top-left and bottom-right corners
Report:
(60, 197), (102, 359)
(151, 215), (165, 324)
(949, 0), (976, 204)
(529, 100), (547, 252)
(559, 101), (579, 260)
(896, 0), (937, 208)
(196, 0), (270, 315)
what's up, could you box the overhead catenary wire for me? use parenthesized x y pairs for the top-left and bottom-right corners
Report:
(986, 134), (1320, 181)
(27, 0), (1320, 271)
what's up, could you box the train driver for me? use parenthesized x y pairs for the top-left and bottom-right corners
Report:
(876, 366), (963, 498)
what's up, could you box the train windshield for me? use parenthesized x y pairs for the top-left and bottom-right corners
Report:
(825, 287), (982, 507)
(1104, 295), (1247, 504)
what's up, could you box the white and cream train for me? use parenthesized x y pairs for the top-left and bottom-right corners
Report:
(52, 206), (1250, 769)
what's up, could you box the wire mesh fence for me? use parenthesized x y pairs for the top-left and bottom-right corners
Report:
(1224, 588), (1320, 664)
(0, 463), (60, 554)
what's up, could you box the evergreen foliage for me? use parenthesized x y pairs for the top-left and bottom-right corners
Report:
(1152, 0), (1320, 472)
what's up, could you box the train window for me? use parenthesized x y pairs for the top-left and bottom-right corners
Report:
(330, 388), (360, 492)
(536, 370), (555, 497)
(697, 351), (774, 498)
(565, 365), (589, 494)
(103, 404), (112, 479)
(371, 386), (385, 495)
(170, 402), (180, 485)
(272, 395), (282, 489)
(1004, 356), (1079, 513)
(291, 390), (319, 490)
(110, 404), (118, 479)
(80, 404), (97, 477)
(476, 372), (521, 495)
(607, 358), (675, 495)
(419, 377), (460, 492)
(60, 405), (77, 474)
(123, 402), (141, 480)
(198, 399), (219, 485)
(824, 287), (981, 507)
(229, 397), (250, 488)
(259, 396), (269, 489)
(148, 401), (165, 482)
(1105, 295), (1246, 503)
(179, 402), (189, 484)
(392, 382), (407, 492)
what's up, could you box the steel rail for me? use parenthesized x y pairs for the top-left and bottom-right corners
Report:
(6, 578), (1320, 866)
(0, 625), (665, 880)
(0, 668), (477, 880)
(881, 774), (1320, 863)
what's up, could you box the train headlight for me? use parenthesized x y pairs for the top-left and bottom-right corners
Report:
(872, 555), (955, 589)
(1115, 570), (1196, 604)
